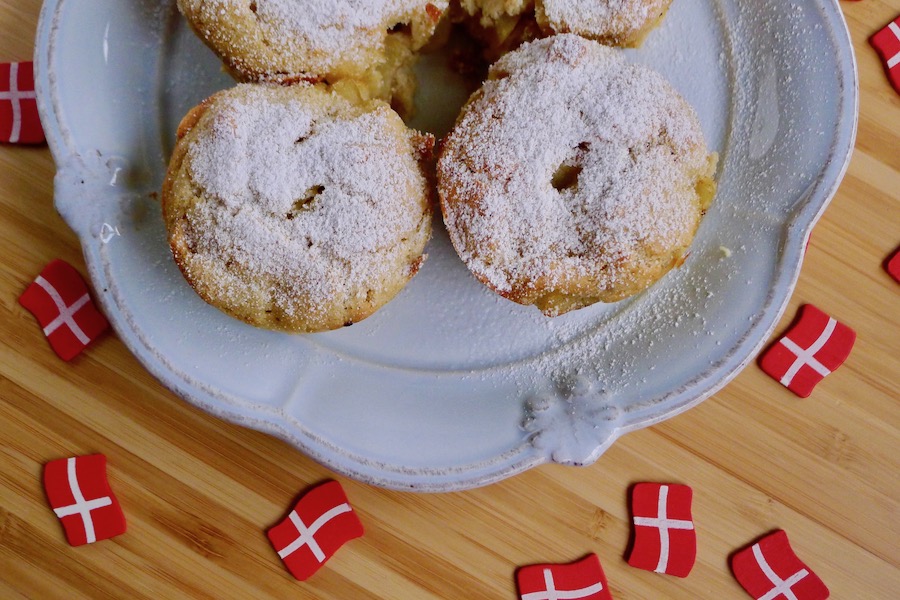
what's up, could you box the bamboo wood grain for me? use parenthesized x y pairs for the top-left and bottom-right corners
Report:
(1, 1), (898, 598)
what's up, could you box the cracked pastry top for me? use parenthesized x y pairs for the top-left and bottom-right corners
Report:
(163, 83), (433, 332)
(437, 35), (717, 317)
(176, 0), (449, 114)
(456, 0), (673, 51)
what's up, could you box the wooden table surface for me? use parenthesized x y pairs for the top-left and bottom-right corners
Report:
(2, 1), (898, 598)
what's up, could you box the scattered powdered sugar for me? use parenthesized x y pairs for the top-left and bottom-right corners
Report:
(252, 0), (423, 35)
(439, 34), (711, 298)
(191, 0), (448, 72)
(183, 84), (427, 320)
(460, 0), (668, 41)
(540, 0), (665, 36)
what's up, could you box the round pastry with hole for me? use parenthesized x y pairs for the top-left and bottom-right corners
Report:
(163, 83), (433, 333)
(176, 0), (449, 115)
(437, 34), (718, 317)
(456, 0), (673, 50)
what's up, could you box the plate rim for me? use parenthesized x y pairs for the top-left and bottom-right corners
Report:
(33, 0), (859, 491)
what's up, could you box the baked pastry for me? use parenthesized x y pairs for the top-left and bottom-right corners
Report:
(437, 34), (717, 317)
(176, 0), (449, 115)
(163, 83), (433, 333)
(450, 1), (542, 63)
(457, 0), (672, 50)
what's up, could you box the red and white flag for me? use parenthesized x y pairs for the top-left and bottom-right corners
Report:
(43, 454), (126, 546)
(758, 304), (855, 397)
(19, 259), (109, 361)
(516, 554), (612, 600)
(871, 15), (900, 95)
(732, 530), (829, 600)
(886, 249), (900, 284)
(627, 483), (696, 578)
(267, 480), (364, 580)
(0, 61), (44, 144)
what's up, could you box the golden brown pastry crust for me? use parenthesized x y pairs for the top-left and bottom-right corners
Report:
(176, 0), (448, 114)
(457, 0), (672, 49)
(163, 83), (433, 332)
(437, 35), (717, 317)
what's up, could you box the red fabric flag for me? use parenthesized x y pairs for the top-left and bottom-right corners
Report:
(267, 481), (364, 580)
(517, 554), (612, 600)
(0, 61), (45, 144)
(870, 15), (900, 95)
(732, 530), (829, 600)
(759, 305), (855, 397)
(19, 259), (109, 361)
(627, 483), (696, 577)
(44, 454), (126, 546)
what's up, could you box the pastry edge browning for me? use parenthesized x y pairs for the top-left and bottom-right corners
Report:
(437, 36), (719, 318)
(162, 84), (434, 333)
(175, 0), (448, 116)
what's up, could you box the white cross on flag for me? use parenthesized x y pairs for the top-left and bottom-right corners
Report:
(516, 554), (612, 600)
(0, 61), (45, 144)
(732, 530), (829, 600)
(870, 15), (900, 95)
(267, 480), (364, 580)
(627, 482), (696, 577)
(759, 304), (855, 397)
(19, 259), (109, 361)
(43, 454), (126, 546)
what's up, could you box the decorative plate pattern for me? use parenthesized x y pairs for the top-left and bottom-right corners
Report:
(34, 0), (857, 490)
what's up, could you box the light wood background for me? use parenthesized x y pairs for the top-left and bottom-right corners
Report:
(1, 1), (898, 598)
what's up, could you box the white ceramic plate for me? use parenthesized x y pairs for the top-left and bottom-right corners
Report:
(34, 0), (857, 491)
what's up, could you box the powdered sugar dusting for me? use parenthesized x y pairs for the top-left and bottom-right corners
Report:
(189, 0), (448, 72)
(459, 0), (670, 43)
(540, 0), (667, 37)
(439, 35), (712, 303)
(182, 84), (429, 323)
(50, 0), (855, 487)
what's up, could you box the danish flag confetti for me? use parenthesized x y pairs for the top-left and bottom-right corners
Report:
(516, 554), (612, 600)
(43, 454), (126, 546)
(627, 483), (696, 577)
(267, 481), (364, 581)
(886, 249), (900, 284)
(871, 15), (900, 95)
(758, 304), (855, 397)
(731, 530), (829, 600)
(19, 259), (109, 361)
(1, 61), (44, 144)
